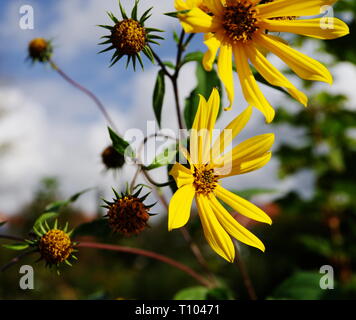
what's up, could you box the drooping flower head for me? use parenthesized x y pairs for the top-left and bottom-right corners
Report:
(175, 0), (349, 122)
(101, 145), (125, 170)
(98, 0), (164, 69)
(27, 37), (53, 63)
(169, 88), (274, 262)
(103, 186), (155, 236)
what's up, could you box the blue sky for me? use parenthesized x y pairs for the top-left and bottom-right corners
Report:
(1, 0), (355, 216)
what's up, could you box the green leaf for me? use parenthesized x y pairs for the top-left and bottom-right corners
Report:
(72, 219), (111, 239)
(34, 212), (59, 230)
(2, 243), (29, 251)
(108, 127), (135, 158)
(269, 271), (329, 300)
(44, 188), (93, 213)
(298, 235), (333, 258)
(0, 221), (7, 228)
(173, 286), (209, 300)
(184, 62), (222, 129)
(206, 287), (234, 300)
(163, 61), (175, 69)
(165, 10), (190, 18)
(182, 51), (204, 66)
(152, 70), (166, 128)
(145, 145), (177, 170)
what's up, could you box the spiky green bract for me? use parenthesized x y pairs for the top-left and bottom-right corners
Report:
(102, 184), (156, 236)
(26, 219), (78, 274)
(98, 0), (164, 70)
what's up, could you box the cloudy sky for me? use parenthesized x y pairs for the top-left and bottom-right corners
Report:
(0, 0), (355, 217)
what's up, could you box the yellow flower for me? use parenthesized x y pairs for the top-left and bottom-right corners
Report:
(175, 0), (349, 122)
(168, 88), (274, 262)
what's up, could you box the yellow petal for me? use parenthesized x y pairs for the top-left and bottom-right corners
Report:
(245, 44), (307, 107)
(256, 33), (333, 84)
(169, 163), (194, 188)
(203, 33), (221, 71)
(261, 18), (349, 40)
(216, 152), (272, 177)
(215, 185), (272, 224)
(191, 94), (208, 164)
(209, 194), (265, 252)
(168, 184), (195, 231)
(211, 106), (253, 161)
(217, 41), (234, 110)
(214, 133), (274, 176)
(196, 194), (235, 262)
(238, 152), (272, 175)
(175, 0), (193, 10)
(257, 0), (337, 19)
(175, 0), (204, 10)
(218, 133), (274, 164)
(178, 7), (219, 33)
(202, 88), (221, 163)
(233, 43), (275, 123)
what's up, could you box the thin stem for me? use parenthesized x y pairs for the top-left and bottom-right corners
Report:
(174, 30), (186, 74)
(77, 241), (212, 287)
(49, 60), (118, 132)
(171, 30), (186, 130)
(130, 166), (142, 193)
(179, 227), (218, 285)
(147, 187), (217, 285)
(130, 133), (176, 189)
(141, 170), (172, 188)
(149, 48), (173, 80)
(1, 250), (36, 273)
(0, 234), (25, 242)
(171, 79), (184, 130)
(234, 244), (258, 300)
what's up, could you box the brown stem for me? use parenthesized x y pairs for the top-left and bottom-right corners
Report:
(146, 184), (217, 285)
(77, 241), (212, 287)
(49, 60), (118, 132)
(234, 244), (257, 300)
(0, 234), (25, 242)
(1, 250), (37, 272)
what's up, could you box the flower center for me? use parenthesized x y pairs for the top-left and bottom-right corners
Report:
(193, 166), (218, 195)
(39, 229), (73, 264)
(222, 0), (260, 43)
(107, 196), (150, 236)
(111, 19), (146, 55)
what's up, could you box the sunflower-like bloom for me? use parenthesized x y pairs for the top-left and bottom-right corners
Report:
(175, 0), (349, 122)
(169, 88), (274, 262)
(99, 0), (163, 69)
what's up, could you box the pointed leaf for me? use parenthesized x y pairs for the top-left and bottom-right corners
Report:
(2, 243), (29, 251)
(108, 127), (135, 158)
(152, 70), (166, 128)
